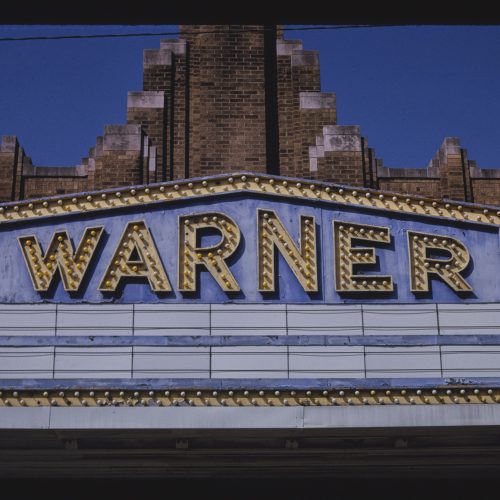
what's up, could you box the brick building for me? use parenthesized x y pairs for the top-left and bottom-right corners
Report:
(3, 25), (500, 486)
(1, 25), (499, 203)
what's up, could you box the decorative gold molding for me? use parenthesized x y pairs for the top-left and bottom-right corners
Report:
(0, 388), (498, 407)
(0, 174), (499, 227)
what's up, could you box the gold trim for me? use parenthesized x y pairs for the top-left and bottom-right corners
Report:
(0, 388), (498, 407)
(1, 174), (499, 227)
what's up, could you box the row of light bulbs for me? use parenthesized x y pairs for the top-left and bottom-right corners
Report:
(1, 174), (498, 226)
(1, 388), (498, 407)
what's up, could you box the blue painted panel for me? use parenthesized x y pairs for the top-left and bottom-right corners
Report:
(0, 192), (498, 303)
(2, 334), (500, 347)
(1, 377), (500, 391)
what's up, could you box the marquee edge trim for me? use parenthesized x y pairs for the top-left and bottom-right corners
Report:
(0, 172), (498, 227)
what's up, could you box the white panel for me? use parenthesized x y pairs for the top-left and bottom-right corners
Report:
(0, 304), (56, 336)
(0, 347), (53, 378)
(289, 346), (364, 378)
(54, 347), (132, 378)
(48, 406), (305, 429)
(211, 305), (286, 336)
(134, 304), (209, 336)
(133, 347), (210, 378)
(363, 304), (438, 335)
(438, 304), (500, 335)
(0, 408), (51, 429)
(287, 304), (362, 335)
(56, 305), (133, 336)
(15, 405), (500, 430)
(442, 345), (500, 376)
(212, 346), (287, 378)
(365, 346), (441, 378)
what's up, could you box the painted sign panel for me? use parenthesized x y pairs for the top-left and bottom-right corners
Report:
(0, 174), (498, 304)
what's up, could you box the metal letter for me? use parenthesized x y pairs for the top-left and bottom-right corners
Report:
(178, 212), (240, 292)
(333, 221), (393, 292)
(99, 221), (171, 292)
(407, 230), (472, 293)
(18, 226), (104, 292)
(258, 209), (317, 292)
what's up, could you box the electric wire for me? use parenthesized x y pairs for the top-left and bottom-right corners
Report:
(0, 24), (424, 43)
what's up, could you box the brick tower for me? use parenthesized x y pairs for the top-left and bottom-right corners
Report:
(1, 25), (499, 204)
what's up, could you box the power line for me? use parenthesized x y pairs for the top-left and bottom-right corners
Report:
(0, 24), (415, 43)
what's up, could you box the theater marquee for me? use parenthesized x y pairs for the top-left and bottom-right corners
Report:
(0, 172), (498, 304)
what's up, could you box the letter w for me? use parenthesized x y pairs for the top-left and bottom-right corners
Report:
(18, 226), (104, 292)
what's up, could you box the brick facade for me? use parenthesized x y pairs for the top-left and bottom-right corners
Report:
(1, 25), (499, 205)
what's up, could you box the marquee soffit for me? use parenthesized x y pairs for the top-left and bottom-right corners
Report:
(0, 172), (499, 226)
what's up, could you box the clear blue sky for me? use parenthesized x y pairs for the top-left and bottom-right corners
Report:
(0, 25), (499, 168)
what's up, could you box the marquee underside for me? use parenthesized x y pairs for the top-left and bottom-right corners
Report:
(2, 423), (500, 479)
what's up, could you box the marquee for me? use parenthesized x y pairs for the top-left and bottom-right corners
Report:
(0, 172), (498, 304)
(1, 172), (500, 420)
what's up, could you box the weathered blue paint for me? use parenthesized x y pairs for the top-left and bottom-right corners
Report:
(2, 334), (500, 347)
(1, 189), (499, 304)
(1, 377), (499, 391)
